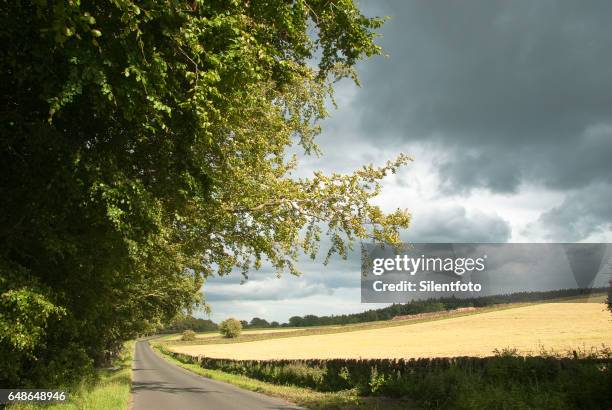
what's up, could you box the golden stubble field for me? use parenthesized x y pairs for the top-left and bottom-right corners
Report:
(169, 303), (612, 360)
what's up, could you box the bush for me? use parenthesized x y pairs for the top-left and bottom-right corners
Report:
(219, 318), (242, 338)
(181, 330), (196, 341)
(278, 363), (326, 388)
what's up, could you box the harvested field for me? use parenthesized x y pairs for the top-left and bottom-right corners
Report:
(168, 303), (611, 360)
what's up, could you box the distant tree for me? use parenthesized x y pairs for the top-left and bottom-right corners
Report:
(249, 317), (270, 328)
(302, 315), (320, 326)
(429, 302), (445, 312)
(181, 330), (196, 341)
(270, 321), (280, 328)
(363, 310), (379, 322)
(191, 318), (218, 332)
(288, 316), (304, 327)
(219, 318), (242, 338)
(165, 315), (217, 333)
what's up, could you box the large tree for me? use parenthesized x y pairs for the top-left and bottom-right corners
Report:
(0, 0), (409, 386)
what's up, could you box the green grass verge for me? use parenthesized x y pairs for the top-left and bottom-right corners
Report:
(10, 341), (135, 410)
(152, 344), (409, 409)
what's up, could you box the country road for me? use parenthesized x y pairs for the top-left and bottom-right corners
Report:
(131, 341), (303, 410)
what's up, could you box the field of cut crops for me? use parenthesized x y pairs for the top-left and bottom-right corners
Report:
(168, 302), (612, 360)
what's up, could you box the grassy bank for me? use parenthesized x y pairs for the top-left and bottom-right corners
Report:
(10, 341), (135, 410)
(153, 344), (408, 409)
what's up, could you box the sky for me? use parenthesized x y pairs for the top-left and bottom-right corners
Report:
(203, 0), (612, 323)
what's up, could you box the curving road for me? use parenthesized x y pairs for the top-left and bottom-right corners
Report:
(131, 341), (303, 410)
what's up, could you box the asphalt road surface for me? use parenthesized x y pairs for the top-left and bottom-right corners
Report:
(131, 341), (303, 410)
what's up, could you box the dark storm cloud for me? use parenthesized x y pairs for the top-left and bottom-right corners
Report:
(354, 0), (612, 193)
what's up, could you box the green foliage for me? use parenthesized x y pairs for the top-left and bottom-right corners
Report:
(163, 315), (217, 333)
(279, 363), (326, 388)
(249, 317), (270, 328)
(164, 348), (612, 409)
(368, 367), (386, 394)
(1, 0), (407, 387)
(219, 318), (242, 338)
(0, 287), (65, 352)
(181, 330), (196, 342)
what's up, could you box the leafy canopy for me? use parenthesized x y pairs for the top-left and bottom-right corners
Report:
(0, 0), (409, 386)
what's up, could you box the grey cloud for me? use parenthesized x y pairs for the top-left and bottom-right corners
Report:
(405, 205), (511, 243)
(439, 125), (612, 193)
(437, 149), (522, 194)
(351, 0), (612, 193)
(524, 182), (612, 241)
(205, 277), (334, 302)
(203, 246), (364, 303)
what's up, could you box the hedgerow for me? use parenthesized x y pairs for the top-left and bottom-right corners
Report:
(160, 347), (611, 409)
